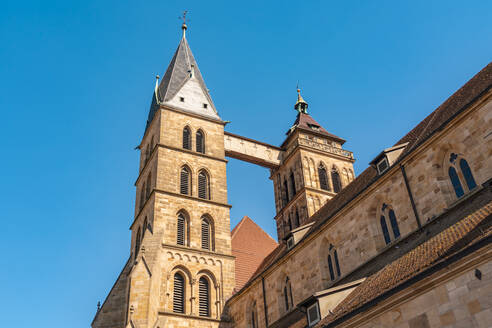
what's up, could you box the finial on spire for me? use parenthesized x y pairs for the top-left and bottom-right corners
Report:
(294, 84), (308, 114)
(179, 10), (188, 38)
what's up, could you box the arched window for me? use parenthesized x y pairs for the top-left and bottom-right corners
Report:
(198, 170), (210, 200)
(380, 204), (400, 245)
(250, 301), (258, 328)
(294, 209), (300, 227)
(196, 130), (205, 153)
(177, 213), (187, 246)
(135, 227), (141, 257)
(283, 179), (290, 203)
(201, 216), (213, 250)
(283, 277), (293, 311)
(318, 164), (329, 191)
(449, 167), (464, 198)
(331, 167), (342, 193)
(289, 171), (296, 198)
(146, 173), (151, 199)
(142, 217), (148, 237)
(447, 153), (477, 198)
(139, 183), (146, 210)
(182, 126), (191, 150)
(173, 273), (185, 313)
(460, 159), (477, 191)
(327, 245), (341, 281)
(198, 277), (210, 317)
(180, 166), (191, 195)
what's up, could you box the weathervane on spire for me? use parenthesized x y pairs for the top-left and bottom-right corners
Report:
(179, 10), (188, 38)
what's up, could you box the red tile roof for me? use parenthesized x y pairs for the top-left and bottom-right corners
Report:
(317, 200), (492, 327)
(290, 112), (345, 143)
(231, 216), (278, 291)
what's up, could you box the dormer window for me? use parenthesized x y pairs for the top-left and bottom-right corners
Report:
(180, 97), (185, 102)
(307, 123), (320, 131)
(376, 157), (389, 174)
(287, 236), (294, 250)
(307, 302), (320, 326)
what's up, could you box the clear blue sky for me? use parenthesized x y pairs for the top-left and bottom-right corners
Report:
(1, 0), (491, 326)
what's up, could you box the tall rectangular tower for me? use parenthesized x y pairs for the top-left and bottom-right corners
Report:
(92, 24), (235, 328)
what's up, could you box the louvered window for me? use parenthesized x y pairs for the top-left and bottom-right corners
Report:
(198, 171), (210, 199)
(183, 127), (191, 150)
(318, 165), (329, 191)
(201, 218), (211, 250)
(331, 169), (342, 193)
(177, 214), (186, 246)
(196, 130), (205, 153)
(173, 273), (185, 313)
(198, 277), (210, 317)
(180, 167), (190, 195)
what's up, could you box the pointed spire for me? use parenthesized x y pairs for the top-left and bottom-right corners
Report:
(144, 18), (220, 132)
(294, 88), (308, 114)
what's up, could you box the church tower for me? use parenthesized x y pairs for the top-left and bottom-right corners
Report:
(271, 90), (356, 240)
(92, 22), (234, 328)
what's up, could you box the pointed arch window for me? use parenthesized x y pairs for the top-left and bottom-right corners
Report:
(139, 182), (146, 210)
(182, 126), (191, 150)
(135, 227), (141, 257)
(289, 171), (296, 198)
(198, 170), (210, 200)
(173, 273), (185, 313)
(142, 217), (148, 237)
(327, 245), (341, 281)
(447, 153), (477, 199)
(331, 167), (342, 193)
(180, 166), (191, 195)
(318, 164), (330, 191)
(146, 173), (151, 199)
(198, 277), (210, 317)
(283, 277), (293, 311)
(283, 179), (290, 203)
(294, 209), (300, 227)
(177, 213), (188, 246)
(201, 216), (213, 251)
(196, 130), (205, 153)
(380, 204), (400, 245)
(250, 301), (258, 328)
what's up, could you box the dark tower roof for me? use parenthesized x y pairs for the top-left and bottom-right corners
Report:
(145, 27), (218, 132)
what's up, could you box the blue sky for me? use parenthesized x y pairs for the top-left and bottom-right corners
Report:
(1, 0), (491, 327)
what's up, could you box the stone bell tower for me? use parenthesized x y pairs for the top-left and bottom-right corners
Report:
(92, 21), (235, 328)
(271, 90), (356, 240)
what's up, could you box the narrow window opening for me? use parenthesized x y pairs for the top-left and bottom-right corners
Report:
(198, 277), (210, 317)
(177, 213), (186, 246)
(179, 97), (185, 102)
(182, 127), (191, 150)
(173, 273), (185, 313)
(180, 167), (191, 195)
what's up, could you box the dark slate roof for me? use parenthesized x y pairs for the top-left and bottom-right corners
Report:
(145, 36), (217, 132)
(288, 112), (346, 143)
(317, 200), (492, 327)
(231, 61), (492, 299)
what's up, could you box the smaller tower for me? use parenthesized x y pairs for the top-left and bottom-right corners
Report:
(272, 89), (355, 240)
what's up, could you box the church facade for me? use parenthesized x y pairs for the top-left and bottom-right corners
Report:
(92, 24), (492, 328)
